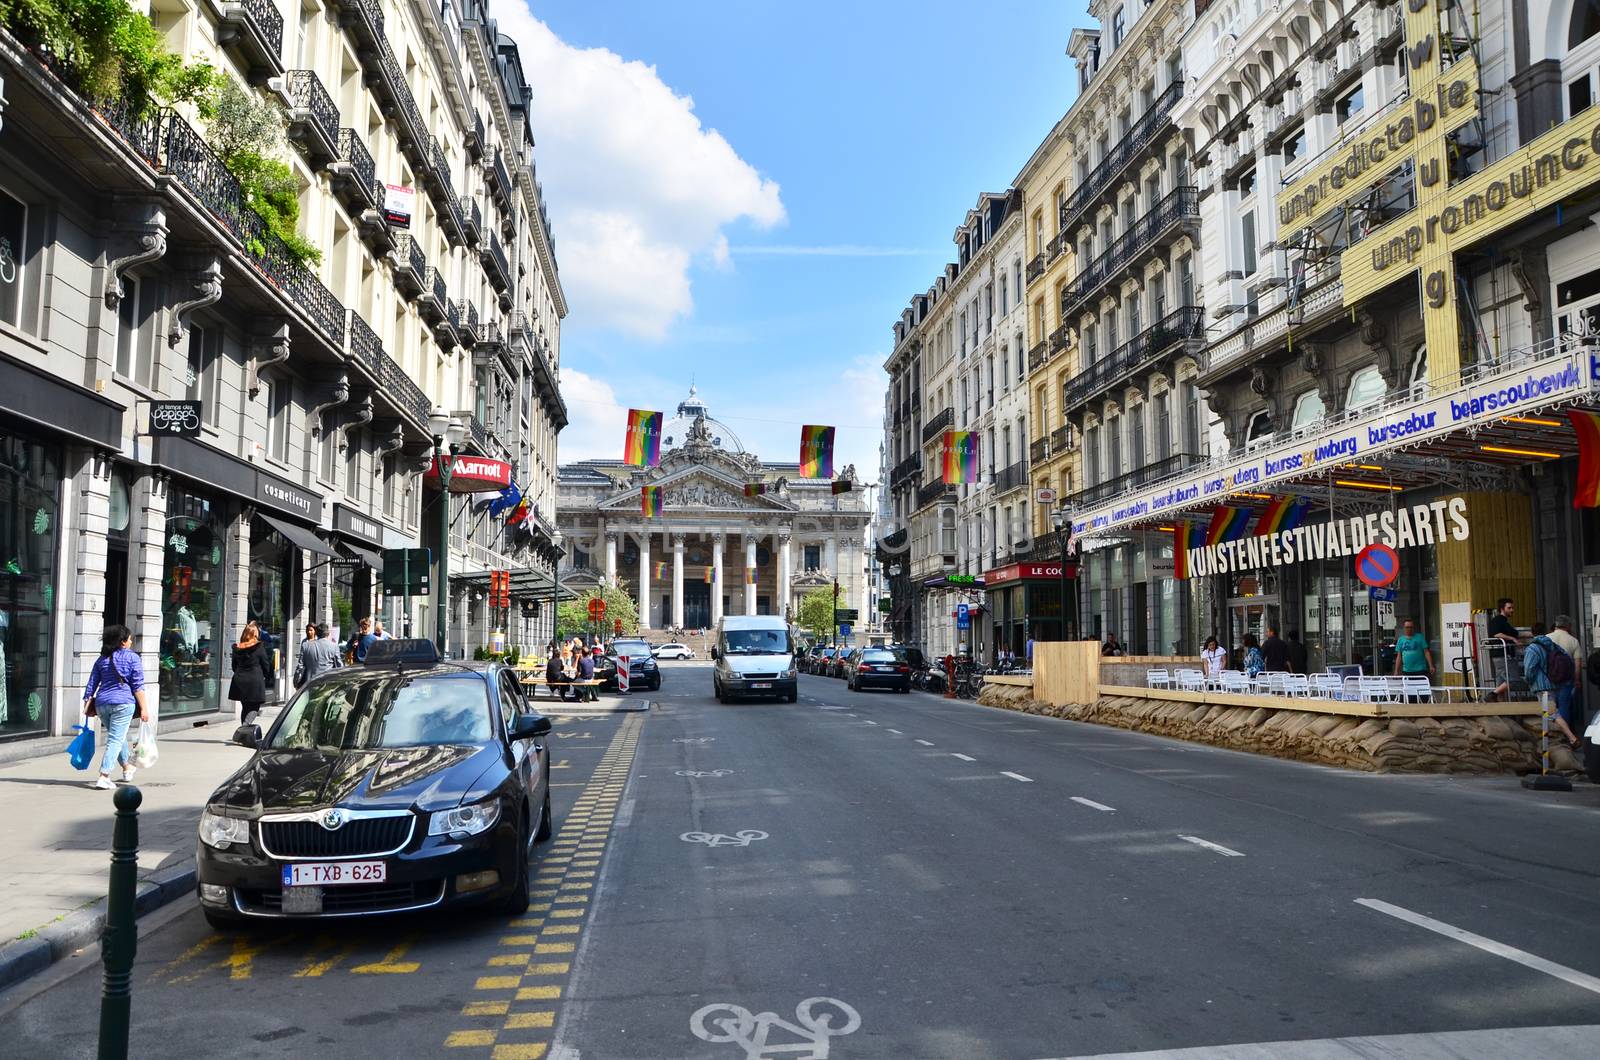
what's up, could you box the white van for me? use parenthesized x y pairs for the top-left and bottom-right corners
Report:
(710, 615), (799, 703)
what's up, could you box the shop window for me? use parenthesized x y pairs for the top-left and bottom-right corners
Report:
(162, 487), (227, 717)
(1345, 365), (1387, 411)
(0, 187), (25, 328)
(1291, 390), (1325, 430)
(0, 428), (61, 738)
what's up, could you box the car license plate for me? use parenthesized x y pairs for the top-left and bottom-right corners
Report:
(281, 886), (323, 914)
(751, 682), (772, 689)
(281, 860), (387, 888)
(875, 666), (894, 672)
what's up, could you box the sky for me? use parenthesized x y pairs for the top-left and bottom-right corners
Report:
(496, 1), (1090, 481)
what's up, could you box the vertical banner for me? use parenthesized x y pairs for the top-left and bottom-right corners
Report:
(1569, 410), (1600, 508)
(641, 485), (663, 517)
(1205, 505), (1250, 544)
(654, 561), (668, 579)
(703, 565), (713, 584)
(624, 409), (664, 467)
(1255, 495), (1311, 535)
(1173, 523), (1201, 580)
(941, 431), (980, 484)
(799, 425), (836, 479)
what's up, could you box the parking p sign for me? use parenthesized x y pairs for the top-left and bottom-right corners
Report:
(956, 603), (970, 630)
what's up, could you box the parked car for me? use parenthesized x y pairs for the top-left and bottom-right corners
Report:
(827, 647), (854, 679)
(813, 647), (839, 676)
(847, 646), (912, 693)
(711, 615), (799, 703)
(195, 639), (552, 927)
(652, 642), (695, 660)
(607, 638), (660, 691)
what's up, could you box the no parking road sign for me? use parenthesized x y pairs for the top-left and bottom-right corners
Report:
(1355, 542), (1400, 589)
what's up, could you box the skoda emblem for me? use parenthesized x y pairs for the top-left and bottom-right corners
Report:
(319, 808), (346, 831)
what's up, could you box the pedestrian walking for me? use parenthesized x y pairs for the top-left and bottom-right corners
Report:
(1201, 636), (1226, 685)
(345, 616), (377, 664)
(298, 622), (342, 686)
(1261, 626), (1290, 673)
(1523, 622), (1581, 749)
(1548, 614), (1582, 730)
(1286, 630), (1308, 675)
(1487, 597), (1519, 700)
(294, 622), (316, 687)
(81, 624), (148, 790)
(228, 620), (274, 726)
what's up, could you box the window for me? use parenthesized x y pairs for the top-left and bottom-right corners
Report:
(940, 509), (957, 554)
(804, 544), (821, 571)
(1085, 322), (1097, 364)
(1237, 168), (1256, 199)
(383, 454), (397, 516)
(985, 285), (994, 333)
(1016, 336), (1025, 381)
(1178, 254), (1195, 307)
(1131, 404), (1146, 467)
(1183, 381), (1200, 453)
(1086, 424), (1100, 483)
(267, 375), (291, 463)
(1155, 388), (1171, 455)
(1107, 414), (1122, 477)
(1246, 411), (1274, 442)
(1282, 126), (1307, 165)
(1572, 0), (1600, 47)
(0, 188), (25, 328)
(184, 323), (219, 409)
(986, 357), (995, 408)
(1001, 348), (1009, 391)
(1112, 6), (1126, 48)
(344, 428), (360, 496)
(1241, 210), (1257, 276)
(1570, 75), (1593, 117)
(1107, 309), (1119, 354)
(1345, 365), (1387, 410)
(999, 275), (1008, 316)
(1002, 425), (1012, 467)
(1291, 390), (1326, 429)
(1336, 84), (1364, 124)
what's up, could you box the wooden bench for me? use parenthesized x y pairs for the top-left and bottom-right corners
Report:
(521, 677), (605, 701)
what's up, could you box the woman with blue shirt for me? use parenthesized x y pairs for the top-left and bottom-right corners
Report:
(81, 624), (149, 790)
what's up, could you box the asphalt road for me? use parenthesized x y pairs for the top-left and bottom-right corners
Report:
(5, 664), (1600, 1059)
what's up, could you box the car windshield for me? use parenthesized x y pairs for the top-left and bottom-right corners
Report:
(611, 641), (649, 656)
(723, 629), (792, 654)
(267, 673), (492, 751)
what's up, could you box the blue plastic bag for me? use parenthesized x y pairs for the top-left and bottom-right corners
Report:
(67, 721), (96, 771)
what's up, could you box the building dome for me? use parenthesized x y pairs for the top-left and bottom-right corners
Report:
(660, 385), (745, 453)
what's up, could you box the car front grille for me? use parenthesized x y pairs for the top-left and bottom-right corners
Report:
(742, 673), (780, 680)
(237, 879), (445, 916)
(259, 815), (414, 859)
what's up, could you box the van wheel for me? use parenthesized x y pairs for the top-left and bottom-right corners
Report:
(786, 690), (798, 703)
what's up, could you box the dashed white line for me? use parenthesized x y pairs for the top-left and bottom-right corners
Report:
(1071, 797), (1116, 812)
(863, 720), (878, 725)
(951, 753), (976, 762)
(1000, 771), (1034, 783)
(1356, 899), (1600, 996)
(886, 728), (902, 734)
(915, 739), (934, 746)
(1178, 835), (1245, 857)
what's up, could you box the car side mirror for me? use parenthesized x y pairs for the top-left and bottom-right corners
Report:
(511, 713), (553, 739)
(232, 724), (261, 749)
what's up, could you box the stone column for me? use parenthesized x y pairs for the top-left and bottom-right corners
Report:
(672, 534), (685, 630)
(65, 449), (112, 730)
(744, 536), (758, 615)
(711, 533), (724, 626)
(825, 535), (839, 583)
(604, 531), (618, 586)
(637, 531), (651, 630)
(778, 532), (792, 620)
(130, 474), (169, 721)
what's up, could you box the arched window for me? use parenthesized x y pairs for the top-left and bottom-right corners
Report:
(1290, 390), (1325, 430)
(1345, 365), (1387, 411)
(1573, 0), (1600, 48)
(1246, 410), (1274, 442)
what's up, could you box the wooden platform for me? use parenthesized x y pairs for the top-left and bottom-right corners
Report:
(1098, 684), (1542, 719)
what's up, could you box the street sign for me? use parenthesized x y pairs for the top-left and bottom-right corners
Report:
(838, 623), (852, 638)
(1035, 487), (1057, 504)
(1368, 585), (1397, 602)
(588, 597), (607, 622)
(834, 608), (859, 623)
(1355, 543), (1400, 589)
(955, 603), (970, 630)
(381, 548), (431, 596)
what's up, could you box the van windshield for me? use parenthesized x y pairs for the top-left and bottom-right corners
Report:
(723, 629), (792, 655)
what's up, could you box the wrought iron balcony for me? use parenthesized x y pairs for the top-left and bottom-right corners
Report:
(418, 266), (448, 323)
(466, 414), (492, 454)
(1049, 322), (1071, 353)
(347, 311), (383, 379)
(1060, 187), (1198, 322)
(95, 98), (162, 166)
(392, 234), (425, 297)
(435, 296), (461, 350)
(1027, 339), (1050, 374)
(369, 40), (428, 161)
(1030, 437), (1049, 465)
(880, 527), (908, 551)
(218, 0), (285, 81)
(890, 454), (921, 488)
(917, 478), (957, 510)
(346, 310), (428, 428)
(994, 460), (1029, 495)
(921, 407), (954, 444)
(482, 233), (511, 293)
(1050, 424), (1075, 453)
(357, 177), (394, 252)
(488, 149), (514, 212)
(1060, 80), (1182, 234)
(332, 128), (377, 211)
(466, 111), (485, 160)
(285, 71), (338, 165)
(1062, 305), (1206, 411)
(1046, 230), (1068, 262)
(456, 300), (481, 345)
(427, 137), (467, 246)
(1026, 252), (1045, 285)
(335, 0), (384, 45)
(460, 196), (482, 246)
(1071, 452), (1204, 510)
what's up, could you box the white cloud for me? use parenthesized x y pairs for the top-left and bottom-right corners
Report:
(556, 368), (630, 463)
(497, 10), (785, 338)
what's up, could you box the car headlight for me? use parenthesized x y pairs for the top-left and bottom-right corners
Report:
(199, 809), (250, 848)
(428, 797), (502, 837)
(783, 667), (798, 679)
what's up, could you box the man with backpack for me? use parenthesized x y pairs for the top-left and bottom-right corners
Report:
(1524, 622), (1581, 750)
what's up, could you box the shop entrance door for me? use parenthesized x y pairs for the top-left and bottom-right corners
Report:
(1228, 598), (1279, 663)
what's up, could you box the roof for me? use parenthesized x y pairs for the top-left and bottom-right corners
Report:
(718, 615), (791, 629)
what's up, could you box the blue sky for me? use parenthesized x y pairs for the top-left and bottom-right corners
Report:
(499, 1), (1089, 478)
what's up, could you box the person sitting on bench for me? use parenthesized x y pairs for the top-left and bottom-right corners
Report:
(576, 646), (598, 702)
(545, 646), (570, 701)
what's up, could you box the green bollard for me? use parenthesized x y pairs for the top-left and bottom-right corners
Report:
(98, 785), (141, 1060)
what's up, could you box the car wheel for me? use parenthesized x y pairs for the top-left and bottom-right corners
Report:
(651, 676), (661, 691)
(499, 811), (532, 914)
(786, 690), (798, 703)
(534, 788), (553, 842)
(203, 907), (244, 932)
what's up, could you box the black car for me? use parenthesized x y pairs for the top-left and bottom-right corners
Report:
(846, 647), (912, 692)
(606, 638), (660, 691)
(810, 647), (837, 675)
(195, 639), (553, 928)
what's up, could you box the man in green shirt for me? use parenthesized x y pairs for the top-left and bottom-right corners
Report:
(1394, 619), (1433, 678)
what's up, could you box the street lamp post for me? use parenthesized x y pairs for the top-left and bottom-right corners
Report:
(429, 407), (467, 656)
(551, 529), (563, 650)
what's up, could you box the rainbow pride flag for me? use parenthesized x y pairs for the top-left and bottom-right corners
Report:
(1205, 505), (1250, 544)
(1254, 495), (1311, 535)
(1173, 523), (1202, 580)
(1570, 411), (1600, 508)
(800, 425), (836, 479)
(941, 431), (980, 484)
(640, 485), (663, 517)
(703, 566), (713, 584)
(624, 410), (663, 467)
(654, 561), (668, 579)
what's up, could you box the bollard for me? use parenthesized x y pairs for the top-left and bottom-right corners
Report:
(98, 785), (142, 1060)
(1522, 691), (1573, 791)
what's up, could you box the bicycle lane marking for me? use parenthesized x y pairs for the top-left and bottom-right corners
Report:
(442, 711), (643, 1059)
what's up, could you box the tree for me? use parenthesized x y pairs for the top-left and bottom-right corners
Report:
(557, 585), (638, 642)
(797, 586), (837, 643)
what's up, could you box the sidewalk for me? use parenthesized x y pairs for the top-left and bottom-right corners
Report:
(0, 717), (257, 986)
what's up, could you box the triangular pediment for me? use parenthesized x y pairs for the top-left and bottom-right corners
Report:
(597, 463), (797, 512)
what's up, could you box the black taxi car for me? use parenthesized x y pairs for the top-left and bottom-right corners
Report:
(195, 640), (552, 928)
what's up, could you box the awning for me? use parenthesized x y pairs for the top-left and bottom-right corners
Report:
(257, 512), (339, 559)
(340, 542), (385, 571)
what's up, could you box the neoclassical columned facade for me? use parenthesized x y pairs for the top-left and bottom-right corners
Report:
(557, 390), (871, 635)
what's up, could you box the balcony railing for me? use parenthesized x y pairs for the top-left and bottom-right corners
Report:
(917, 478), (957, 509)
(461, 196), (482, 246)
(1062, 306), (1205, 410)
(1208, 275), (1344, 378)
(1051, 424), (1074, 453)
(285, 71), (338, 165)
(456, 300), (481, 345)
(994, 460), (1029, 495)
(1049, 322), (1070, 353)
(482, 233), (511, 292)
(890, 454), (921, 488)
(1027, 339), (1050, 373)
(921, 407), (954, 444)
(1072, 452), (1204, 510)
(338, 0), (384, 43)
(357, 177), (394, 251)
(1060, 187), (1198, 321)
(1026, 253), (1045, 285)
(371, 39), (427, 160)
(1046, 230), (1068, 262)
(1060, 80), (1182, 233)
(436, 296), (461, 349)
(347, 312), (382, 377)
(392, 233), (425, 297)
(418, 266), (448, 323)
(467, 414), (491, 453)
(1030, 437), (1049, 465)
(428, 137), (466, 246)
(218, 0), (285, 80)
(332, 128), (376, 210)
(466, 111), (485, 160)
(489, 149), (514, 211)
(378, 347), (432, 425)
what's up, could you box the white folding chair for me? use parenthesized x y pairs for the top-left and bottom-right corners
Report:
(1176, 668), (1204, 692)
(1401, 676), (1433, 703)
(1312, 673), (1343, 699)
(1221, 670), (1249, 695)
(1283, 674), (1312, 698)
(1147, 668), (1171, 690)
(1266, 672), (1289, 695)
(1358, 676), (1393, 703)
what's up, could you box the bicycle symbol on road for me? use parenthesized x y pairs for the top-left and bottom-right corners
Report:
(675, 769), (734, 777)
(690, 996), (861, 1059)
(680, 830), (768, 847)
(673, 737), (716, 743)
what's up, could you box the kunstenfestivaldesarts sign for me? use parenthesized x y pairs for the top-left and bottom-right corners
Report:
(1071, 345), (1594, 538)
(1182, 497), (1468, 579)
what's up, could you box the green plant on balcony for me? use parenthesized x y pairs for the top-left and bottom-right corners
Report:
(0, 0), (220, 117)
(204, 77), (321, 266)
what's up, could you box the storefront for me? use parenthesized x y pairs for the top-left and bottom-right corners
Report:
(0, 424), (62, 740)
(331, 503), (387, 640)
(981, 560), (1077, 655)
(160, 484), (228, 718)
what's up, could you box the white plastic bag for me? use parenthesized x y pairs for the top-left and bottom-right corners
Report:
(133, 722), (159, 769)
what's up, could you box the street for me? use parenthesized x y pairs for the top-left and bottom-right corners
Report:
(4, 663), (1600, 1059)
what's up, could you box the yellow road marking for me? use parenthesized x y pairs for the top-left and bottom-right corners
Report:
(351, 934), (420, 974)
(491, 1045), (547, 1059)
(534, 942), (574, 954)
(500, 935), (539, 946)
(464, 1000), (510, 1016)
(516, 985), (562, 1000)
(293, 936), (358, 979)
(505, 1011), (556, 1029)
(476, 975), (522, 990)
(489, 953), (530, 966)
(446, 1029), (497, 1047)
(526, 961), (571, 975)
(541, 924), (580, 935)
(549, 909), (585, 919)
